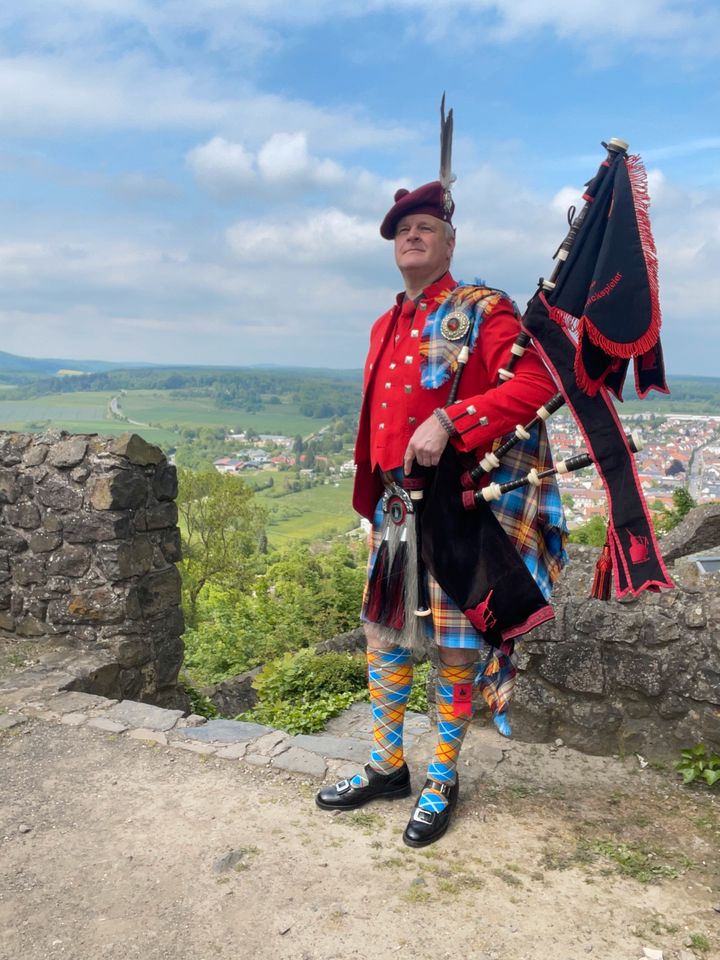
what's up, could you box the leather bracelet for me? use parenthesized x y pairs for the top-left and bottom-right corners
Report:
(434, 407), (458, 437)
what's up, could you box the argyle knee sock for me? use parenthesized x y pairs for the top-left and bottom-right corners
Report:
(365, 645), (413, 775)
(419, 660), (476, 814)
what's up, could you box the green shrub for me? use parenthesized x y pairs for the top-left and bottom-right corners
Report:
(253, 647), (367, 700)
(181, 542), (366, 686)
(239, 648), (369, 734)
(180, 675), (219, 719)
(407, 660), (431, 713)
(676, 744), (720, 787)
(242, 691), (366, 734)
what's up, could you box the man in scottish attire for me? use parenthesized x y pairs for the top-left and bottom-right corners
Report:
(315, 130), (568, 845)
(314, 104), (674, 845)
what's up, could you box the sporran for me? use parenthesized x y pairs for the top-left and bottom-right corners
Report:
(362, 482), (430, 653)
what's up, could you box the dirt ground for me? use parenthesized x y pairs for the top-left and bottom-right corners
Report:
(1, 718), (718, 960)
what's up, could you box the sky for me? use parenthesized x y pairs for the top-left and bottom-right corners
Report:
(0, 1), (719, 378)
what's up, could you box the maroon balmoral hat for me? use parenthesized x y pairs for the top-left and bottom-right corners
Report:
(379, 180), (455, 240)
(380, 95), (456, 240)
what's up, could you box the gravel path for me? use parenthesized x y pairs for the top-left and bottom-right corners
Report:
(1, 717), (718, 960)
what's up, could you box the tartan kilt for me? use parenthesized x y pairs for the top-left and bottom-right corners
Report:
(359, 428), (567, 650)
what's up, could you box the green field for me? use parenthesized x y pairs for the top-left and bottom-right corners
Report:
(0, 390), (115, 421)
(118, 390), (329, 437)
(0, 388), (331, 450)
(257, 478), (359, 547)
(0, 391), (179, 446)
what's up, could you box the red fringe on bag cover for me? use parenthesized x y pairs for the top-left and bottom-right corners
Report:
(547, 302), (580, 336)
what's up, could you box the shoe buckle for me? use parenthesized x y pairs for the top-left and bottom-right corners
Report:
(335, 779), (351, 794)
(412, 809), (435, 824)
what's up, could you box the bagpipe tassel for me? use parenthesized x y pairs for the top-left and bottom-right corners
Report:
(382, 529), (408, 630)
(364, 528), (390, 623)
(590, 535), (613, 601)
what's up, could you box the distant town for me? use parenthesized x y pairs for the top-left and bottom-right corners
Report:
(547, 412), (720, 527)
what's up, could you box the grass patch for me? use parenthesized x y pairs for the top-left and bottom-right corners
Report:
(508, 784), (536, 799)
(375, 856), (405, 870)
(344, 810), (385, 833)
(630, 911), (680, 939)
(490, 867), (523, 888)
(689, 933), (711, 954)
(540, 840), (598, 873)
(436, 873), (485, 894)
(691, 811), (720, 838)
(588, 838), (689, 883)
(401, 883), (432, 904)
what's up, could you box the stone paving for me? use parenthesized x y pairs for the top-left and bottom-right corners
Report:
(0, 661), (444, 781)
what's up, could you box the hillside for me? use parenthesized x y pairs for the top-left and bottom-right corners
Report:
(0, 351), (716, 412)
(0, 350), (154, 379)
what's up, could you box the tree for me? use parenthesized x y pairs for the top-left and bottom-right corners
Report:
(182, 542), (367, 684)
(569, 514), (608, 547)
(177, 468), (267, 626)
(653, 487), (698, 535)
(671, 487), (697, 523)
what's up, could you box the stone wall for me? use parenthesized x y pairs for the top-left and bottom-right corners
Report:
(0, 431), (185, 708)
(510, 507), (720, 758)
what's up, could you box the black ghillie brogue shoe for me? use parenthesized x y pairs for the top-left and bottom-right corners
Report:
(402, 777), (459, 848)
(315, 762), (411, 811)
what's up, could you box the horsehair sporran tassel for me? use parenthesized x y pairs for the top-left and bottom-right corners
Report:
(364, 486), (428, 654)
(383, 527), (408, 629)
(367, 511), (404, 621)
(364, 526), (390, 623)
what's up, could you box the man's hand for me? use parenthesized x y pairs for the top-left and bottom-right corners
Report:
(403, 413), (450, 474)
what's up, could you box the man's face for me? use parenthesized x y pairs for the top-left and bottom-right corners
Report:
(393, 214), (455, 279)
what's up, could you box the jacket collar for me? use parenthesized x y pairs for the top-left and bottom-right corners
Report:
(396, 271), (456, 308)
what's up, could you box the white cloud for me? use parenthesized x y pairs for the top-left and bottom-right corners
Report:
(0, 56), (227, 133)
(0, 54), (413, 153)
(257, 132), (344, 187)
(4, 0), (716, 50)
(478, 0), (708, 42)
(0, 154), (718, 374)
(226, 208), (379, 264)
(186, 137), (256, 194)
(186, 132), (405, 211)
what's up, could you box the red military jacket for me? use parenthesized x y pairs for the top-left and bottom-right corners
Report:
(352, 272), (558, 521)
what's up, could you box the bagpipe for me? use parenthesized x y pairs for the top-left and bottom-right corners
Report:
(364, 136), (673, 651)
